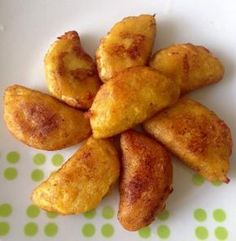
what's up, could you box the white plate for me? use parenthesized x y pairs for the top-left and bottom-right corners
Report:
(0, 0), (236, 240)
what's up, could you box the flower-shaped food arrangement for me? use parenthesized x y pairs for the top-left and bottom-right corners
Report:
(3, 14), (232, 232)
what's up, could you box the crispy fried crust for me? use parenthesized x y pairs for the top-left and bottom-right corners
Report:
(144, 98), (232, 182)
(31, 137), (120, 214)
(149, 43), (224, 93)
(90, 66), (180, 139)
(96, 14), (156, 82)
(4, 85), (91, 150)
(118, 130), (173, 231)
(45, 31), (101, 109)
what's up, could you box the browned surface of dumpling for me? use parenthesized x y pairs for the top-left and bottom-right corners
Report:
(150, 43), (224, 93)
(144, 98), (232, 182)
(45, 31), (101, 109)
(4, 85), (91, 150)
(118, 130), (173, 231)
(96, 14), (156, 82)
(32, 137), (120, 214)
(90, 66), (180, 139)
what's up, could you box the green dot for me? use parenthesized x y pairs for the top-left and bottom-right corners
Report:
(4, 167), (17, 180)
(51, 154), (64, 167)
(158, 210), (169, 221)
(195, 226), (208, 240)
(102, 206), (114, 219)
(213, 209), (226, 222)
(24, 222), (38, 236)
(194, 209), (207, 222)
(101, 224), (114, 238)
(44, 223), (58, 237)
(33, 153), (46, 165)
(84, 209), (96, 219)
(31, 169), (44, 182)
(157, 225), (170, 239)
(26, 205), (40, 218)
(7, 151), (20, 164)
(0, 222), (10, 236)
(0, 204), (12, 217)
(46, 211), (58, 218)
(212, 181), (223, 186)
(82, 223), (95, 237)
(192, 174), (205, 186)
(139, 226), (151, 238)
(215, 227), (228, 240)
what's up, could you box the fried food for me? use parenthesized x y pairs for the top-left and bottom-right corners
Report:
(144, 98), (232, 182)
(90, 66), (180, 139)
(31, 137), (120, 214)
(96, 14), (156, 82)
(118, 130), (173, 231)
(4, 85), (91, 150)
(45, 31), (101, 109)
(149, 43), (224, 93)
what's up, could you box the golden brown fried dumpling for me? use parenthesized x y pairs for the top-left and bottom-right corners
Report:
(90, 66), (180, 139)
(96, 14), (156, 82)
(45, 31), (101, 109)
(31, 137), (120, 214)
(118, 130), (173, 231)
(144, 98), (232, 182)
(4, 85), (91, 150)
(149, 43), (224, 93)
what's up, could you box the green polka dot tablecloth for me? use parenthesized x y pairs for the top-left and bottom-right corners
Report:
(0, 0), (236, 240)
